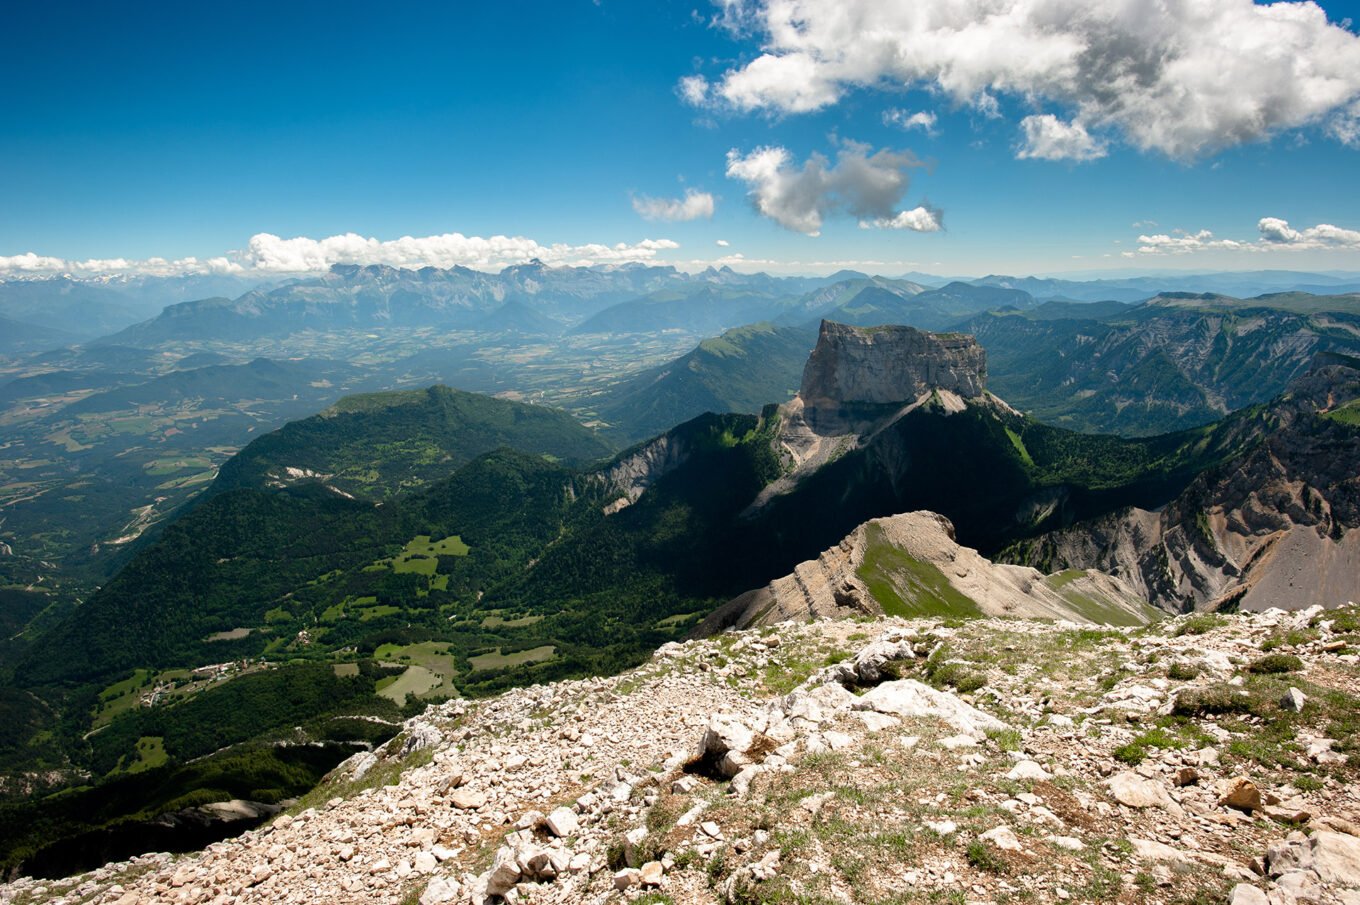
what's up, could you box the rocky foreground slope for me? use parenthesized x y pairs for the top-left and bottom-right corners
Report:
(7, 604), (1357, 905)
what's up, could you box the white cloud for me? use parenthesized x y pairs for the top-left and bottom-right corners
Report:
(1328, 100), (1360, 146)
(243, 232), (681, 272)
(0, 233), (683, 276)
(0, 252), (69, 271)
(860, 206), (943, 232)
(724, 140), (933, 235)
(0, 251), (244, 276)
(678, 74), (710, 106)
(1016, 114), (1107, 161)
(693, 0), (1360, 159)
(1131, 217), (1360, 255)
(883, 108), (938, 134)
(631, 189), (716, 222)
(1134, 230), (1245, 255)
(715, 239), (731, 246)
(1257, 217), (1360, 248)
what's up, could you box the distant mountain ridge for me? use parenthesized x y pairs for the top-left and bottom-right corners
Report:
(0, 274), (267, 341)
(98, 263), (836, 345)
(1005, 352), (1360, 612)
(963, 291), (1360, 435)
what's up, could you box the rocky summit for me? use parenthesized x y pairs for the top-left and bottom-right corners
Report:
(8, 601), (1357, 905)
(798, 321), (987, 431)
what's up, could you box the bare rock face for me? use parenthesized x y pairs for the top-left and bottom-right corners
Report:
(597, 432), (689, 514)
(798, 321), (986, 429)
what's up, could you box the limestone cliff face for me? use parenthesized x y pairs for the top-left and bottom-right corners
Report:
(596, 433), (690, 514)
(798, 321), (986, 429)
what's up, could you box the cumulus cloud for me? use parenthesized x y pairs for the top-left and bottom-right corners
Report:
(1134, 230), (1245, 255)
(715, 239), (731, 246)
(860, 206), (943, 232)
(0, 252), (69, 271)
(1131, 217), (1360, 255)
(691, 0), (1360, 159)
(631, 189), (716, 222)
(0, 251), (244, 276)
(724, 140), (935, 235)
(883, 108), (938, 134)
(243, 232), (680, 272)
(1016, 114), (1107, 161)
(0, 232), (683, 276)
(1257, 217), (1360, 248)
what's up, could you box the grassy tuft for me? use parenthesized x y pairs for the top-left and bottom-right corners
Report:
(1247, 653), (1303, 674)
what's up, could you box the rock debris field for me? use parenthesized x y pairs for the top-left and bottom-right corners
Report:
(5, 603), (1359, 905)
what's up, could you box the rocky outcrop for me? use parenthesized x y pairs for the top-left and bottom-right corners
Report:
(13, 605), (1359, 905)
(798, 321), (987, 431)
(697, 511), (1158, 636)
(596, 433), (690, 514)
(1008, 357), (1360, 612)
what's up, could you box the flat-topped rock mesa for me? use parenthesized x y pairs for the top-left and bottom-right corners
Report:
(745, 322), (999, 511)
(798, 321), (987, 429)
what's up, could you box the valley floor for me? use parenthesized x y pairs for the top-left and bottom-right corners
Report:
(4, 606), (1359, 905)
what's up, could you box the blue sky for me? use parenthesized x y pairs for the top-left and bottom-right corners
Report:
(3, 0), (1360, 276)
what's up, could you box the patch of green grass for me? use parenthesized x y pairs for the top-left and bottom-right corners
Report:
(1318, 605), (1360, 633)
(369, 534), (469, 578)
(91, 669), (155, 728)
(966, 841), (1008, 874)
(1054, 590), (1163, 627)
(1261, 629), (1319, 651)
(467, 645), (556, 672)
(857, 523), (982, 619)
(822, 649), (851, 666)
(1171, 683), (1264, 717)
(928, 661), (987, 693)
(1114, 727), (1188, 765)
(987, 728), (1023, 752)
(103, 735), (168, 777)
(1248, 653), (1304, 674)
(1167, 662), (1202, 681)
(634, 894), (675, 905)
(1173, 614), (1227, 637)
(1004, 426), (1034, 466)
(1323, 399), (1360, 427)
(480, 613), (545, 629)
(1044, 569), (1085, 590)
(376, 666), (442, 704)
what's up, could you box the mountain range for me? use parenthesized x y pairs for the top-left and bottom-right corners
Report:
(5, 265), (1360, 356)
(966, 291), (1360, 435)
(3, 265), (1360, 877)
